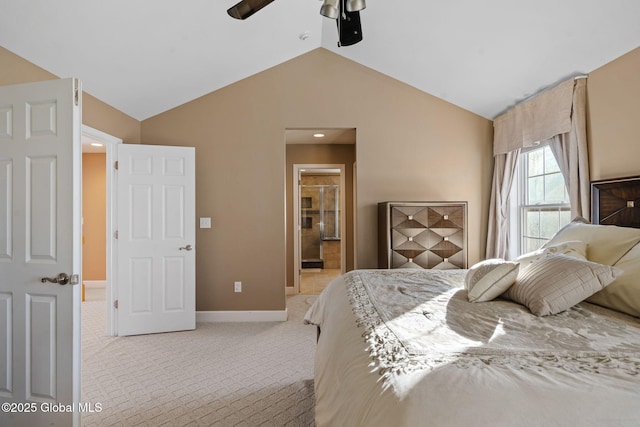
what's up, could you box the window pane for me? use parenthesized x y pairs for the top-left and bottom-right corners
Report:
(528, 149), (544, 176)
(524, 237), (545, 253)
(545, 173), (567, 203)
(526, 210), (540, 237)
(517, 145), (571, 257)
(540, 211), (560, 239)
(528, 176), (544, 204)
(544, 146), (560, 173)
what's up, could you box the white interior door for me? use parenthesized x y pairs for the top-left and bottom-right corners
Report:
(115, 144), (195, 336)
(0, 78), (82, 426)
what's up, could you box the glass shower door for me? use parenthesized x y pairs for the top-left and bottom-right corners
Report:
(301, 186), (323, 268)
(300, 184), (340, 269)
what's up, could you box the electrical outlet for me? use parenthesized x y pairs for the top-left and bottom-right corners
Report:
(234, 281), (242, 292)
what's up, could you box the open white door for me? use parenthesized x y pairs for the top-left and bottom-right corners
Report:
(0, 79), (82, 426)
(114, 144), (195, 336)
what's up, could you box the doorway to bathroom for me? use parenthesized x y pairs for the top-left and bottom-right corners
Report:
(294, 165), (345, 294)
(285, 129), (356, 295)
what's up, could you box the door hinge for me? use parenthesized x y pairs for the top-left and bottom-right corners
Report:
(114, 230), (119, 239)
(114, 160), (119, 170)
(74, 79), (79, 106)
(114, 299), (119, 309)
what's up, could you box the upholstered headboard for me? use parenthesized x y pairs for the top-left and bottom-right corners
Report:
(591, 176), (640, 228)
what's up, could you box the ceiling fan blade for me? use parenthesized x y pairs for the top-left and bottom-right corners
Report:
(227, 0), (276, 19)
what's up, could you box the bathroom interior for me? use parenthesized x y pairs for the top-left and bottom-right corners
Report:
(299, 171), (342, 294)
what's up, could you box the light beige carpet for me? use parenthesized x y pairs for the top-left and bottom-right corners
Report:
(81, 288), (317, 426)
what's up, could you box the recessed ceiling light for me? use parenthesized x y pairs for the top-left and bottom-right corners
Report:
(313, 133), (325, 138)
(91, 143), (104, 147)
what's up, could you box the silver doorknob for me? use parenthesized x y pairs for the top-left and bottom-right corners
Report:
(179, 244), (193, 251)
(41, 273), (70, 285)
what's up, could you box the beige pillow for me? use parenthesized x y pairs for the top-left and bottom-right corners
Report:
(588, 242), (640, 317)
(515, 240), (587, 269)
(465, 259), (519, 302)
(507, 254), (620, 316)
(543, 217), (640, 265)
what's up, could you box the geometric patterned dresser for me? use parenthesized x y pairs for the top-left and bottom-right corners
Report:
(378, 202), (467, 269)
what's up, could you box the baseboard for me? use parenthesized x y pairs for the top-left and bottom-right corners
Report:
(285, 286), (296, 296)
(83, 280), (106, 288)
(197, 309), (288, 323)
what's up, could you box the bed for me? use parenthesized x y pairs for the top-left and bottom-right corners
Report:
(304, 176), (640, 427)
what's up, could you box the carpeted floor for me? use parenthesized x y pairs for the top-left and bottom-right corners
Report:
(81, 287), (317, 426)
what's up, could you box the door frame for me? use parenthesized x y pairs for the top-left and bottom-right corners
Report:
(81, 125), (122, 336)
(292, 164), (346, 293)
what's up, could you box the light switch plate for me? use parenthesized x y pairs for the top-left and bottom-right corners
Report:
(200, 217), (212, 228)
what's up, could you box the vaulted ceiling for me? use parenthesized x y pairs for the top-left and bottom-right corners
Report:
(1, 0), (639, 121)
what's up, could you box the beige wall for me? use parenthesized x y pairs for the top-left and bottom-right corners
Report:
(82, 153), (107, 280)
(7, 41), (639, 314)
(286, 143), (356, 287)
(0, 46), (141, 144)
(141, 48), (494, 311)
(587, 46), (640, 181)
(83, 93), (141, 145)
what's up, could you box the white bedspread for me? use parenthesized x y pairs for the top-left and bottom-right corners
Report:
(304, 269), (640, 427)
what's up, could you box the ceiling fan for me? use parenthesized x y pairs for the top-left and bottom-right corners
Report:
(227, 0), (366, 46)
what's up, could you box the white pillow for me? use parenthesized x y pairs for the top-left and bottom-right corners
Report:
(507, 254), (621, 316)
(543, 217), (640, 265)
(588, 242), (640, 317)
(515, 240), (587, 269)
(465, 259), (519, 302)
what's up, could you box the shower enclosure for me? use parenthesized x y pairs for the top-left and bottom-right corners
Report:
(300, 184), (340, 269)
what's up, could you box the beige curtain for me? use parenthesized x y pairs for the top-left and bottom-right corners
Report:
(486, 77), (589, 259)
(493, 78), (575, 156)
(486, 150), (520, 259)
(547, 78), (590, 220)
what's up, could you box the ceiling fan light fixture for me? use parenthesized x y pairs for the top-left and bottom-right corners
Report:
(320, 0), (340, 19)
(345, 0), (366, 12)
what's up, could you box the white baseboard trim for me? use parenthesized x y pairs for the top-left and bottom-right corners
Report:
(285, 286), (296, 296)
(83, 280), (106, 288)
(197, 309), (288, 323)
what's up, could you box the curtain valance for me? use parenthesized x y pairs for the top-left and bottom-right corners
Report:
(493, 78), (575, 156)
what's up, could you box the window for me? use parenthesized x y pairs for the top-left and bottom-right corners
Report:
(510, 143), (571, 257)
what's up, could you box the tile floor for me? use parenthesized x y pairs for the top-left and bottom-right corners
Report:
(299, 268), (341, 295)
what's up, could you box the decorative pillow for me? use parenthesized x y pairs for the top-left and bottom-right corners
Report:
(543, 217), (640, 266)
(588, 242), (640, 317)
(465, 259), (519, 302)
(506, 254), (621, 316)
(515, 240), (587, 269)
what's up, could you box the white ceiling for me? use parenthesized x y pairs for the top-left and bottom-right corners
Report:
(2, 0), (639, 121)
